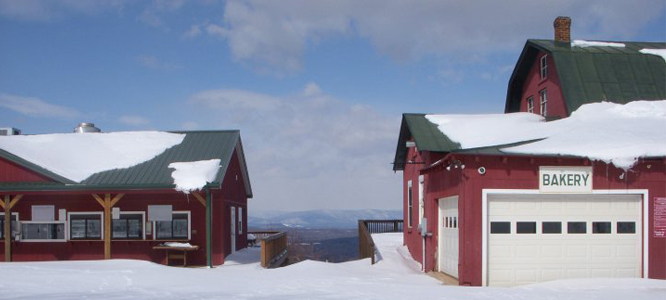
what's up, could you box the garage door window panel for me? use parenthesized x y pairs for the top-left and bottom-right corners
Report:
(567, 222), (586, 234)
(617, 222), (636, 234)
(592, 222), (611, 234)
(516, 222), (536, 234)
(542, 222), (562, 234)
(490, 222), (511, 234)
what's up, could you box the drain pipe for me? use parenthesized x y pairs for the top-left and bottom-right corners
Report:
(205, 184), (212, 268)
(421, 217), (431, 271)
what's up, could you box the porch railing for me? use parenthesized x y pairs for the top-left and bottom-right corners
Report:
(249, 231), (288, 268)
(358, 219), (403, 264)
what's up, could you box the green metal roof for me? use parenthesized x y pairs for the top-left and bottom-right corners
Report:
(506, 39), (666, 114)
(393, 114), (461, 171)
(0, 130), (252, 196)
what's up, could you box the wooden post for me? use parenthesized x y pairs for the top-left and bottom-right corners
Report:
(93, 193), (124, 259)
(1, 194), (22, 262)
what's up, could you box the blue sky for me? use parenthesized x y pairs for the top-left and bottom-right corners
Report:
(1, 0), (664, 212)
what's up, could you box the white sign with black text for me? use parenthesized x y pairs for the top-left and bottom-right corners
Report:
(539, 166), (593, 193)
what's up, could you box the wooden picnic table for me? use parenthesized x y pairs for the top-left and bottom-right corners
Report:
(152, 245), (199, 267)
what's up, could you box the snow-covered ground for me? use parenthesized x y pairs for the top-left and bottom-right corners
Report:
(0, 233), (664, 299)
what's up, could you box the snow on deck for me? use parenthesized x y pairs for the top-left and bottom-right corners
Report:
(1, 232), (664, 299)
(426, 100), (666, 170)
(0, 131), (185, 182)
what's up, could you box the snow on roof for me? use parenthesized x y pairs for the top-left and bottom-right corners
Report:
(168, 159), (221, 194)
(0, 131), (185, 182)
(640, 48), (666, 62)
(571, 40), (626, 48)
(426, 100), (666, 170)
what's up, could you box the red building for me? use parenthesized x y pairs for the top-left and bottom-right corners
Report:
(0, 125), (252, 267)
(392, 18), (666, 286)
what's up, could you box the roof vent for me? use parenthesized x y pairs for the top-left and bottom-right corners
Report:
(73, 123), (101, 133)
(0, 127), (21, 136)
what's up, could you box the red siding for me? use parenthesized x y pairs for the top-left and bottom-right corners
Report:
(518, 51), (568, 118)
(404, 152), (666, 286)
(0, 157), (53, 182)
(1, 150), (250, 266)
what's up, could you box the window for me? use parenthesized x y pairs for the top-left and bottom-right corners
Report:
(516, 222), (537, 234)
(490, 222), (511, 234)
(0, 212), (19, 240)
(592, 222), (612, 234)
(418, 175), (424, 226)
(540, 55), (548, 79)
(69, 213), (102, 240)
(21, 222), (65, 241)
(238, 207), (243, 234)
(526, 96), (534, 113)
(567, 221), (586, 234)
(617, 222), (636, 234)
(542, 222), (562, 234)
(539, 89), (547, 117)
(407, 181), (413, 228)
(21, 206), (65, 241)
(112, 212), (144, 239)
(155, 212), (190, 240)
(452, 217), (457, 229)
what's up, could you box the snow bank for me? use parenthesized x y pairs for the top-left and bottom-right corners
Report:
(640, 48), (666, 62)
(0, 131), (185, 182)
(1, 233), (664, 299)
(572, 40), (626, 48)
(426, 100), (666, 170)
(168, 159), (221, 193)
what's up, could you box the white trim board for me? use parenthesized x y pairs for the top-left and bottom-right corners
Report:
(481, 188), (649, 286)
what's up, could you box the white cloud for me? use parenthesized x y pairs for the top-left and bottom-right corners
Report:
(188, 83), (402, 211)
(207, 0), (664, 74)
(0, 0), (126, 21)
(0, 93), (79, 119)
(136, 55), (181, 70)
(118, 115), (151, 126)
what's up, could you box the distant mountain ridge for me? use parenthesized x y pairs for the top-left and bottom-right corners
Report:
(248, 209), (402, 229)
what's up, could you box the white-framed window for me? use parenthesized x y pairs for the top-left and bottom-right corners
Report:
(0, 212), (19, 240)
(539, 89), (548, 117)
(112, 211), (145, 240)
(418, 175), (425, 226)
(526, 96), (534, 113)
(68, 212), (103, 240)
(154, 211), (190, 240)
(21, 205), (66, 242)
(407, 180), (413, 228)
(540, 54), (548, 79)
(238, 207), (243, 234)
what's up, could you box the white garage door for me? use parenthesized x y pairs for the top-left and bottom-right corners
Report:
(488, 194), (641, 287)
(438, 196), (459, 278)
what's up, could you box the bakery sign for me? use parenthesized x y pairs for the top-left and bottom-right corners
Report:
(539, 166), (592, 193)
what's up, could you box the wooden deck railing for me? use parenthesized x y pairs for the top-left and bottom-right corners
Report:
(358, 219), (403, 264)
(249, 231), (288, 268)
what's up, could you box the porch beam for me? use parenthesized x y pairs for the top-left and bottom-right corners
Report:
(92, 193), (124, 259)
(192, 193), (206, 208)
(3, 194), (22, 262)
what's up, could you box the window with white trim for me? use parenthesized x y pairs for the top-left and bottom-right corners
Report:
(418, 175), (424, 227)
(68, 212), (103, 240)
(526, 96), (534, 113)
(238, 207), (243, 234)
(407, 180), (413, 228)
(112, 212), (145, 240)
(0, 212), (19, 240)
(21, 205), (66, 241)
(540, 55), (548, 79)
(539, 89), (547, 117)
(155, 211), (190, 240)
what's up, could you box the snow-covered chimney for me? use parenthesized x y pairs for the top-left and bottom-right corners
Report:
(554, 16), (571, 43)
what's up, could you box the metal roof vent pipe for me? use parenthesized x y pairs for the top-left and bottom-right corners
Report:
(73, 122), (101, 133)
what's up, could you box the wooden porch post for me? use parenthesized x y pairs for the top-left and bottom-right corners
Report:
(1, 194), (23, 262)
(93, 194), (124, 259)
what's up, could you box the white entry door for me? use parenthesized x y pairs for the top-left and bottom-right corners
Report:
(230, 206), (236, 253)
(487, 194), (642, 286)
(438, 196), (459, 278)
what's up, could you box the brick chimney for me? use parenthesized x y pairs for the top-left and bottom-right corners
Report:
(553, 16), (571, 43)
